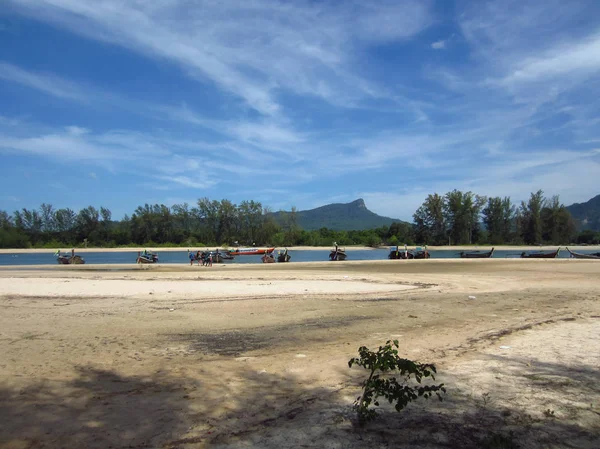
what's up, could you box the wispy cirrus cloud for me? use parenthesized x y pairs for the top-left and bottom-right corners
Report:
(498, 34), (600, 87)
(0, 61), (314, 164)
(0, 61), (86, 101)
(0, 120), (313, 190)
(7, 0), (433, 116)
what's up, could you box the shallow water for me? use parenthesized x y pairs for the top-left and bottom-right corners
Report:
(0, 248), (593, 266)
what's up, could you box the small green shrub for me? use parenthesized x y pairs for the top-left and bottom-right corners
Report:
(348, 339), (446, 422)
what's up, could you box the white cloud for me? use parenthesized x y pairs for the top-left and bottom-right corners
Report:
(89, 172), (97, 179)
(0, 120), (313, 189)
(7, 0), (433, 115)
(159, 175), (216, 190)
(500, 34), (600, 86)
(0, 61), (86, 101)
(431, 40), (446, 50)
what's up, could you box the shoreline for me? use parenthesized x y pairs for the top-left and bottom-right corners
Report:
(0, 244), (597, 254)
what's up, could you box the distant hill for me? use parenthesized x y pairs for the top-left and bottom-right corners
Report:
(271, 198), (406, 231)
(567, 194), (600, 231)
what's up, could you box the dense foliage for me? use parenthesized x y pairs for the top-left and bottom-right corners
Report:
(0, 199), (406, 248)
(414, 189), (577, 245)
(0, 190), (586, 248)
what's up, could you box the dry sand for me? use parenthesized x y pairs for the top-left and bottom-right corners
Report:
(1, 260), (599, 448)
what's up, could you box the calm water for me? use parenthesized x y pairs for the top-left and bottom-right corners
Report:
(0, 248), (595, 266)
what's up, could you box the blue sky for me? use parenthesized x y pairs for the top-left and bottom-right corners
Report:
(1, 0), (600, 221)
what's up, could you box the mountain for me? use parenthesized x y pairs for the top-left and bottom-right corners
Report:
(566, 194), (600, 231)
(271, 199), (405, 231)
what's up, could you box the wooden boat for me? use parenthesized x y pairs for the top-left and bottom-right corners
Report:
(329, 246), (347, 261)
(412, 250), (430, 260)
(277, 248), (291, 262)
(56, 250), (85, 265)
(566, 248), (600, 259)
(57, 255), (85, 264)
(388, 247), (408, 259)
(520, 248), (560, 259)
(229, 247), (275, 256)
(137, 251), (158, 263)
(212, 252), (232, 263)
(192, 250), (233, 264)
(261, 253), (276, 263)
(388, 247), (430, 260)
(460, 248), (494, 259)
(218, 250), (235, 260)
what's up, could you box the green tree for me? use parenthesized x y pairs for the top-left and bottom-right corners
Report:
(282, 205), (301, 245)
(39, 203), (56, 233)
(413, 194), (446, 245)
(501, 197), (515, 242)
(541, 195), (575, 244)
(483, 197), (504, 244)
(75, 206), (101, 243)
(196, 197), (219, 244)
(520, 190), (544, 245)
(388, 221), (414, 245)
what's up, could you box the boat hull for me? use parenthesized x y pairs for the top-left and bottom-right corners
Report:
(137, 254), (158, 263)
(520, 248), (560, 259)
(412, 251), (430, 260)
(460, 248), (494, 259)
(230, 247), (275, 256)
(566, 248), (599, 259)
(388, 250), (408, 259)
(388, 250), (430, 260)
(57, 255), (85, 265)
(329, 250), (347, 261)
(277, 250), (291, 262)
(261, 254), (276, 263)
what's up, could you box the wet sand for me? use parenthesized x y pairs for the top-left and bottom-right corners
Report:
(1, 260), (599, 448)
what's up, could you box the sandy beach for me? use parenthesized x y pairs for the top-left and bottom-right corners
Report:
(1, 260), (599, 448)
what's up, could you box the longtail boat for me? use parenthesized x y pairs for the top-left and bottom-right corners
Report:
(388, 251), (406, 259)
(277, 248), (291, 262)
(459, 248), (494, 259)
(329, 246), (347, 261)
(412, 250), (430, 259)
(137, 251), (158, 263)
(57, 254), (85, 264)
(520, 248), (560, 259)
(56, 250), (85, 265)
(389, 245), (430, 260)
(566, 248), (600, 260)
(229, 247), (274, 256)
(261, 253), (276, 263)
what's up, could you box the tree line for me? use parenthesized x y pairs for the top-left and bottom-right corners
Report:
(0, 191), (595, 249)
(413, 189), (578, 245)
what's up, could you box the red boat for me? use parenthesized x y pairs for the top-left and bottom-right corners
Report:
(229, 247), (275, 256)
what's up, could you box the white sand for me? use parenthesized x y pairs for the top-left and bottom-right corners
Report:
(0, 277), (416, 298)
